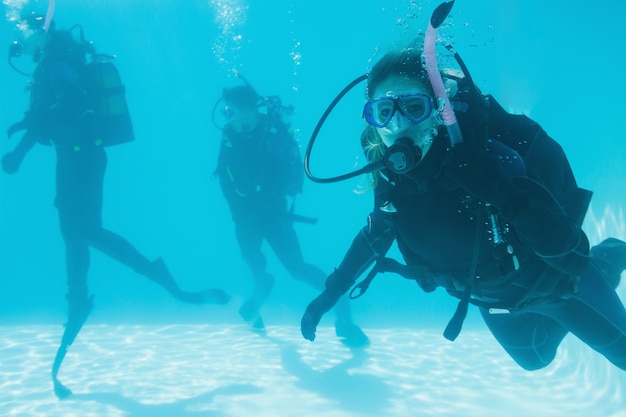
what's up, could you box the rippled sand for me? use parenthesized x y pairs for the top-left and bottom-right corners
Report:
(0, 324), (624, 417)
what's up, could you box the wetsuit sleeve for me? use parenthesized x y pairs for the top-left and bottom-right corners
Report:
(14, 68), (56, 145)
(1, 62), (68, 173)
(520, 126), (591, 227)
(1, 131), (37, 174)
(300, 177), (396, 342)
(486, 97), (590, 275)
(446, 97), (589, 276)
(325, 188), (396, 296)
(502, 177), (589, 276)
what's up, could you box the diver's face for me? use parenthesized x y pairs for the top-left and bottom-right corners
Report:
(371, 75), (440, 155)
(226, 104), (259, 134)
(21, 33), (43, 58)
(16, 19), (44, 58)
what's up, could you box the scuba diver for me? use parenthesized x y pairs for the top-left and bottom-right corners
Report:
(2, 10), (230, 399)
(213, 82), (369, 347)
(300, 1), (626, 371)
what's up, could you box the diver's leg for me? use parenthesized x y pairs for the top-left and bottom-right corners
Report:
(479, 307), (569, 371)
(545, 263), (626, 370)
(51, 190), (98, 399)
(266, 219), (369, 347)
(72, 147), (226, 305)
(477, 238), (626, 371)
(52, 237), (94, 399)
(265, 218), (326, 287)
(590, 237), (626, 290)
(88, 228), (229, 305)
(235, 221), (274, 330)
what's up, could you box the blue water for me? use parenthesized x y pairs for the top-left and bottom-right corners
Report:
(1, 0), (625, 415)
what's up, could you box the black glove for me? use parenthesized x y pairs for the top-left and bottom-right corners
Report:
(300, 290), (340, 342)
(301, 266), (360, 341)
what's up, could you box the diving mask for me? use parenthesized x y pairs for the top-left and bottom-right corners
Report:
(362, 92), (434, 128)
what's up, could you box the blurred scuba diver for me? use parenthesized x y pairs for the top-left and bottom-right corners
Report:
(300, 1), (626, 371)
(2, 11), (230, 399)
(213, 82), (369, 347)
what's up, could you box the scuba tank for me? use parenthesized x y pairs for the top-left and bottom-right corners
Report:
(84, 54), (134, 147)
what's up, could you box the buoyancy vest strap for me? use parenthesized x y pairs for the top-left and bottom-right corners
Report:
(350, 255), (433, 299)
(381, 257), (430, 277)
(350, 262), (381, 299)
(443, 285), (472, 341)
(443, 204), (485, 341)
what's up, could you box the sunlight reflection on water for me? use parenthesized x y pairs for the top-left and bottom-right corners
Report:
(0, 324), (624, 417)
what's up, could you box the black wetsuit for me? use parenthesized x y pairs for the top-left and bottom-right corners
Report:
(216, 115), (328, 319)
(22, 49), (177, 309)
(5, 42), (227, 398)
(326, 97), (626, 370)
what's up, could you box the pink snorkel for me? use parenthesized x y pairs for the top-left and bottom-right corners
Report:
(42, 0), (56, 32)
(423, 1), (463, 146)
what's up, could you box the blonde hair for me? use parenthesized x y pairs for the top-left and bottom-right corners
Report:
(355, 125), (385, 194)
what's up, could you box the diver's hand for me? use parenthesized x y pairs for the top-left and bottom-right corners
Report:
(301, 290), (339, 342)
(1, 151), (22, 174)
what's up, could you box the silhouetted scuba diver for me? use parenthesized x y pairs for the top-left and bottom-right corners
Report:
(300, 1), (626, 372)
(213, 79), (369, 347)
(2, 10), (230, 399)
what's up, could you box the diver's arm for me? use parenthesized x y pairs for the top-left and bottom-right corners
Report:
(499, 176), (589, 276)
(447, 90), (589, 277)
(326, 212), (396, 293)
(1, 131), (37, 174)
(445, 142), (587, 275)
(301, 208), (395, 342)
